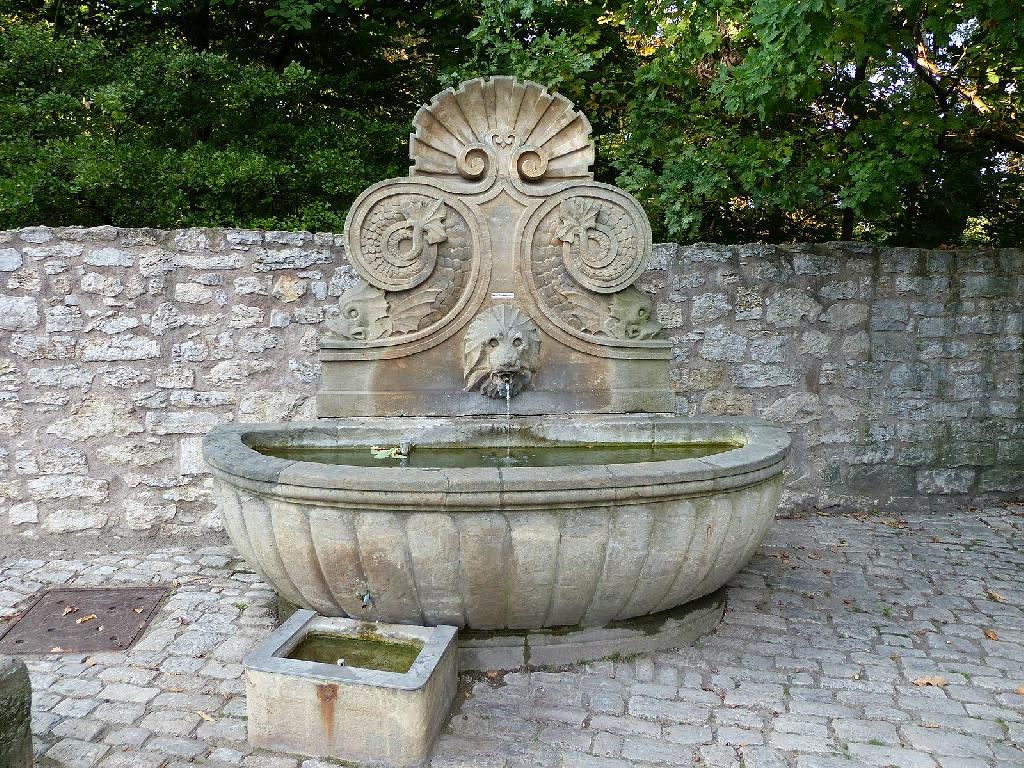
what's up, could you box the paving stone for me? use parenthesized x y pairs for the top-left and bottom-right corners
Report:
(6, 509), (1023, 768)
(45, 738), (110, 768)
(241, 755), (300, 768)
(626, 696), (710, 723)
(849, 742), (939, 766)
(53, 696), (100, 718)
(52, 717), (106, 741)
(620, 736), (692, 765)
(143, 736), (207, 757)
(901, 725), (995, 759)
(98, 752), (171, 768)
(138, 709), (201, 736)
(92, 701), (146, 724)
(832, 717), (899, 744)
(98, 683), (159, 704)
(103, 726), (151, 747)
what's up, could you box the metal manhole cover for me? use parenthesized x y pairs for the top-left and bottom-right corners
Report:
(0, 586), (167, 654)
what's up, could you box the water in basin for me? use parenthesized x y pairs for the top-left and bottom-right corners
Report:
(256, 442), (741, 468)
(287, 632), (422, 673)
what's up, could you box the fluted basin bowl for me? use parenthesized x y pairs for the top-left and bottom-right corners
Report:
(204, 415), (788, 630)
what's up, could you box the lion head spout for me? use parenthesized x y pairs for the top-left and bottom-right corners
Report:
(463, 305), (541, 398)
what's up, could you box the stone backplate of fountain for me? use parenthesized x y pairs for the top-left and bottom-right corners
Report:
(317, 75), (673, 417)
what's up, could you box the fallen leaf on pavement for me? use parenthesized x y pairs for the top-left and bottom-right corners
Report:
(196, 710), (215, 722)
(1015, 684), (1024, 695)
(62, 605), (78, 616)
(913, 675), (948, 687)
(922, 722), (940, 728)
(986, 590), (1006, 603)
(984, 629), (999, 641)
(75, 613), (97, 624)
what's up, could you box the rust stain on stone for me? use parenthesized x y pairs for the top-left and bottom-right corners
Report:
(316, 682), (338, 741)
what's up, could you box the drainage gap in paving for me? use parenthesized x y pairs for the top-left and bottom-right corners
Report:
(0, 586), (167, 654)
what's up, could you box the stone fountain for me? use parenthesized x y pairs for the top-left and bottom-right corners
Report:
(203, 76), (789, 765)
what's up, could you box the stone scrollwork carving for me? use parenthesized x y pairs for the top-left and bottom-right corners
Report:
(324, 74), (669, 414)
(409, 76), (594, 184)
(463, 305), (541, 398)
(334, 186), (475, 343)
(527, 187), (659, 344)
(355, 194), (448, 292)
(554, 196), (645, 294)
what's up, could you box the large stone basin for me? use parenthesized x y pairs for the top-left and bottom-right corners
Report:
(204, 415), (788, 630)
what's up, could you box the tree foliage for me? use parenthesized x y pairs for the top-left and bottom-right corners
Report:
(1, 0), (1021, 245)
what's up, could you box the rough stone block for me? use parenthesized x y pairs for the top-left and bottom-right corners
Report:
(846, 465), (915, 494)
(0, 656), (33, 767)
(0, 295), (39, 331)
(733, 365), (800, 388)
(871, 332), (915, 362)
(917, 468), (976, 495)
(0, 247), (22, 271)
(765, 289), (822, 327)
(979, 466), (1024, 492)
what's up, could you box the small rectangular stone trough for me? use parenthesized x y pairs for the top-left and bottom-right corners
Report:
(244, 610), (458, 767)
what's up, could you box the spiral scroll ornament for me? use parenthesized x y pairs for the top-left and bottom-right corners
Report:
(351, 194), (449, 292)
(554, 197), (646, 294)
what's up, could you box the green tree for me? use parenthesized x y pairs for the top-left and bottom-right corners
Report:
(0, 0), (474, 229)
(454, 0), (1023, 245)
(1, 0), (1021, 245)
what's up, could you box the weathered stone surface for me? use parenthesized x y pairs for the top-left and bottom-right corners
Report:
(27, 364), (94, 389)
(0, 207), (1021, 536)
(761, 393), (822, 423)
(80, 335), (161, 361)
(208, 416), (786, 628)
(700, 390), (754, 416)
(42, 508), (109, 533)
(917, 468), (976, 495)
(145, 411), (228, 435)
(0, 247), (24, 271)
(0, 656), (32, 768)
(123, 497), (176, 530)
(765, 290), (822, 328)
(27, 474), (109, 502)
(46, 396), (144, 441)
(80, 271), (124, 296)
(8, 501), (39, 525)
(174, 282), (214, 304)
(85, 247), (134, 267)
(96, 441), (172, 468)
(0, 296), (39, 331)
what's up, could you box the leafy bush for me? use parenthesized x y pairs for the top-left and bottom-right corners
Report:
(1, 0), (1021, 245)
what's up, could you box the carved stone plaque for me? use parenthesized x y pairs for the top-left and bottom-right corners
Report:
(319, 76), (673, 417)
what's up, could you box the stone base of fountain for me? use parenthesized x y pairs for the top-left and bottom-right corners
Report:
(457, 588), (725, 670)
(244, 610), (457, 767)
(276, 589), (724, 671)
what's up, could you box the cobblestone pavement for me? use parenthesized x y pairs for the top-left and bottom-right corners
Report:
(2, 506), (1022, 768)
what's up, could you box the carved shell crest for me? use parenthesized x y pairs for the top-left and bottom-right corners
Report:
(409, 76), (594, 183)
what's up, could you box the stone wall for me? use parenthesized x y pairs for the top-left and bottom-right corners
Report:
(0, 226), (1020, 538)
